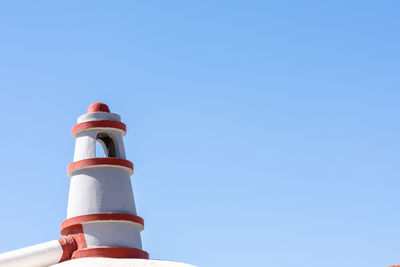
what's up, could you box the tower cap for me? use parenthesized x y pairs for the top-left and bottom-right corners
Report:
(87, 102), (110, 113)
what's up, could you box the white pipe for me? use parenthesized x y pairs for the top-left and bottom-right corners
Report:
(0, 240), (63, 267)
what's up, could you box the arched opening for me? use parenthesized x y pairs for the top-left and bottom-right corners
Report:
(95, 141), (106, 157)
(96, 133), (116, 157)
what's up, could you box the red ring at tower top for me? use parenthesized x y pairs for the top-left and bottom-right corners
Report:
(87, 102), (110, 113)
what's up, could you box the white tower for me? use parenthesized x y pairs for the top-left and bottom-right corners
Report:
(61, 102), (148, 260)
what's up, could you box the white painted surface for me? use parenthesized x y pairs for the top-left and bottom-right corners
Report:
(73, 132), (97, 161)
(0, 240), (63, 267)
(77, 112), (121, 123)
(51, 258), (197, 267)
(67, 167), (137, 218)
(112, 133), (127, 159)
(83, 221), (143, 249)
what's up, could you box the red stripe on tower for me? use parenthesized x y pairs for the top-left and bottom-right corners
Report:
(61, 213), (144, 235)
(72, 247), (149, 260)
(67, 158), (134, 176)
(72, 120), (126, 136)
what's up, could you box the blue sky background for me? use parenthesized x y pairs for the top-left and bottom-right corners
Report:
(0, 1), (399, 267)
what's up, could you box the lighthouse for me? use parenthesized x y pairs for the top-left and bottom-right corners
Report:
(0, 103), (196, 267)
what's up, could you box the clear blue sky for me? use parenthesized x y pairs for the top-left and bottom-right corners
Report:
(0, 1), (399, 267)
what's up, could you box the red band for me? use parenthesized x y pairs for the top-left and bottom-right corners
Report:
(67, 158), (134, 176)
(61, 213), (144, 235)
(72, 247), (149, 260)
(72, 120), (126, 136)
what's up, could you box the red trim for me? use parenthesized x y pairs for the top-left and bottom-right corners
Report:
(88, 103), (110, 113)
(60, 224), (87, 249)
(72, 120), (126, 136)
(61, 213), (144, 235)
(72, 247), (149, 260)
(67, 158), (134, 176)
(58, 224), (88, 262)
(68, 225), (87, 250)
(58, 236), (77, 262)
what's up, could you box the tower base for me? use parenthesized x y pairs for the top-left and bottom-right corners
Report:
(51, 258), (196, 267)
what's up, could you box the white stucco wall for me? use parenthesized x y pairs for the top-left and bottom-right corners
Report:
(67, 167), (136, 218)
(83, 221), (142, 249)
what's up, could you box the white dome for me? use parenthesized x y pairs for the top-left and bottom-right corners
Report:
(51, 258), (197, 267)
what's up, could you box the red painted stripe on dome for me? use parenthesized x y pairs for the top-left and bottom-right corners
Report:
(72, 120), (126, 136)
(72, 247), (149, 260)
(67, 158), (134, 176)
(61, 213), (144, 235)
